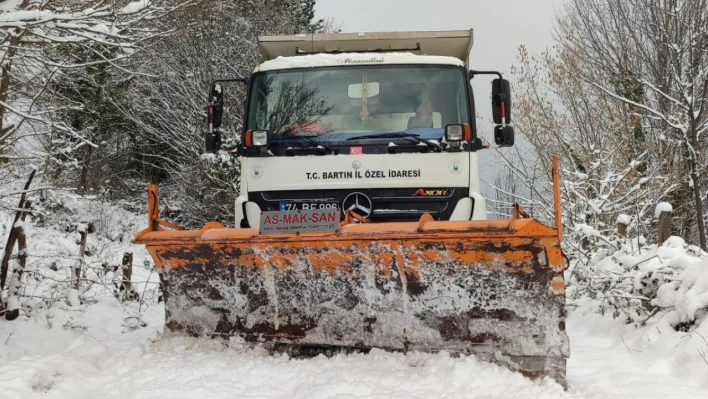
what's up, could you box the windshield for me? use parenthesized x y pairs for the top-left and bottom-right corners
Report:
(246, 65), (470, 142)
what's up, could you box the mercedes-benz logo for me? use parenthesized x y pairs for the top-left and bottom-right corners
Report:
(342, 192), (372, 218)
(352, 160), (361, 169)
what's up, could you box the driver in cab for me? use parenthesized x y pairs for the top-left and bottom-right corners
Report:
(407, 97), (434, 129)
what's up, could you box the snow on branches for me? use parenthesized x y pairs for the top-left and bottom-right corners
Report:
(569, 235), (708, 333)
(555, 0), (708, 250)
(0, 0), (198, 165)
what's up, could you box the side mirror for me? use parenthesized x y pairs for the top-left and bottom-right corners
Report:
(203, 77), (248, 154)
(492, 78), (511, 125)
(209, 83), (224, 131)
(205, 84), (224, 153)
(494, 125), (514, 147)
(205, 130), (222, 153)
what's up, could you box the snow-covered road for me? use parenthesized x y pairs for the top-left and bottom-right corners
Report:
(0, 304), (706, 399)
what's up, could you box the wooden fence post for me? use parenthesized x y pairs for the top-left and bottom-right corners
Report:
(4, 200), (31, 320)
(120, 252), (137, 301)
(68, 223), (88, 307)
(618, 222), (627, 238)
(74, 225), (88, 290)
(657, 209), (672, 244)
(1, 170), (36, 290)
(617, 214), (630, 239)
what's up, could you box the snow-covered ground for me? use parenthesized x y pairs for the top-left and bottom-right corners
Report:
(1, 199), (707, 398)
(0, 317), (570, 399)
(1, 301), (706, 399)
(568, 312), (708, 399)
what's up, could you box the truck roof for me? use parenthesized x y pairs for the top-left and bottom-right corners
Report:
(257, 29), (474, 65)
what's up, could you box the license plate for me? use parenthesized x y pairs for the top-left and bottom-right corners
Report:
(279, 201), (339, 211)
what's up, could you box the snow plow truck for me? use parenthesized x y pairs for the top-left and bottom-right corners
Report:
(134, 30), (569, 387)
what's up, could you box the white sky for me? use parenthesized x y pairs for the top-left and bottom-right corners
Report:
(315, 0), (562, 72)
(315, 0), (564, 199)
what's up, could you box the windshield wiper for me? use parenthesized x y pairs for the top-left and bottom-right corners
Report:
(346, 132), (441, 152)
(271, 135), (339, 155)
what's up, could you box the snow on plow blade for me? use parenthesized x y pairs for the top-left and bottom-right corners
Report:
(135, 219), (568, 386)
(134, 161), (568, 387)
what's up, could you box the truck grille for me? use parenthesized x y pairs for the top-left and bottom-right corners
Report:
(248, 187), (468, 223)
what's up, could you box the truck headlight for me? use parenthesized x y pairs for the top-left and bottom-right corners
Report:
(445, 124), (471, 142)
(446, 125), (463, 142)
(253, 130), (268, 146)
(246, 130), (269, 147)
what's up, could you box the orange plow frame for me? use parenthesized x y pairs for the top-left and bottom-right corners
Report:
(135, 157), (568, 387)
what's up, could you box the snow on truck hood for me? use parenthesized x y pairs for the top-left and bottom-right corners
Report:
(254, 52), (465, 72)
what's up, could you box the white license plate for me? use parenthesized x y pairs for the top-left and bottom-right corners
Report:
(279, 201), (338, 211)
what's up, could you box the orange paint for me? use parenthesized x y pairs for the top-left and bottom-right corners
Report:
(134, 180), (567, 294)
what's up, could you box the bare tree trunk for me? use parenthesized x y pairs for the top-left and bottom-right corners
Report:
(80, 145), (94, 194)
(0, 35), (19, 138)
(690, 167), (706, 250)
(0, 0), (30, 144)
(689, 123), (706, 250)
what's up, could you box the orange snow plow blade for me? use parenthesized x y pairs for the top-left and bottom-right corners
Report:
(135, 160), (569, 387)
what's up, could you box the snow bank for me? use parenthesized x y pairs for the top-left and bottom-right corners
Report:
(567, 312), (708, 398)
(0, 191), (156, 321)
(653, 255), (708, 326)
(572, 236), (708, 330)
(567, 235), (708, 395)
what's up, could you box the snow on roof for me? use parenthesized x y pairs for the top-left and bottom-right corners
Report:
(259, 30), (474, 62)
(254, 52), (465, 73)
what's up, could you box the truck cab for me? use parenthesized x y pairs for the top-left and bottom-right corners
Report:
(206, 30), (514, 228)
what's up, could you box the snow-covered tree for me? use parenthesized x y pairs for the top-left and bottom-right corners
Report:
(120, 0), (334, 226)
(513, 44), (678, 260)
(0, 0), (199, 201)
(554, 0), (708, 250)
(41, 44), (137, 194)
